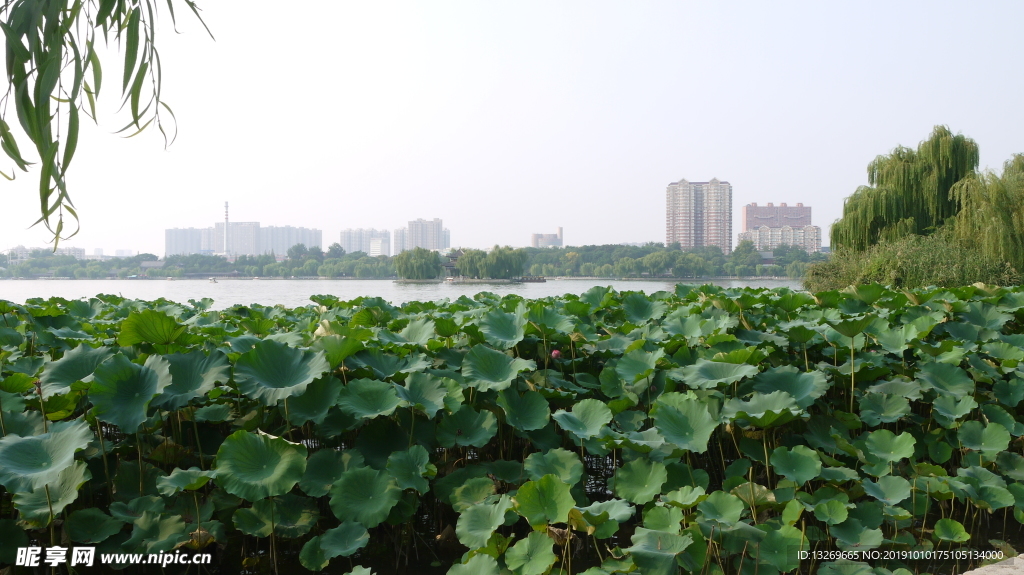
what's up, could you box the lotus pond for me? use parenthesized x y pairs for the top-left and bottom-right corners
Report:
(1, 284), (1024, 575)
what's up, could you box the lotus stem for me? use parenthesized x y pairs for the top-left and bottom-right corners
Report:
(137, 432), (144, 496)
(849, 339), (855, 413)
(190, 405), (206, 470)
(283, 398), (293, 441)
(95, 419), (114, 500)
(36, 382), (48, 433)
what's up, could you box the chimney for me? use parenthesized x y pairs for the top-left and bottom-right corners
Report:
(557, 227), (563, 240)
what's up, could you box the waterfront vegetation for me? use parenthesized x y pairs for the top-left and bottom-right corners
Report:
(1, 283), (1023, 574)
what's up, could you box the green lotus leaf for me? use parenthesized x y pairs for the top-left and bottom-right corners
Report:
(958, 421), (1010, 458)
(524, 448), (583, 485)
(285, 375), (342, 425)
(696, 491), (744, 526)
(396, 372), (449, 418)
(321, 521), (370, 559)
(451, 477), (497, 513)
(496, 389), (550, 432)
(311, 331), (368, 369)
(757, 524), (808, 572)
(65, 508), (126, 543)
(643, 505), (684, 532)
(122, 511), (188, 553)
(478, 307), (526, 349)
(859, 393), (910, 426)
(623, 293), (667, 324)
(39, 344), (114, 398)
(616, 348), (664, 384)
(118, 309), (186, 346)
(830, 518), (882, 551)
(109, 495), (165, 523)
(233, 493), (319, 538)
(813, 500), (849, 525)
(863, 429), (915, 463)
(89, 354), (172, 432)
(613, 459), (667, 504)
(626, 527), (692, 575)
(506, 531), (558, 575)
(336, 378), (402, 420)
(456, 495), (513, 549)
(961, 301), (1011, 330)
(516, 474), (575, 527)
(194, 403), (232, 423)
(0, 372), (34, 394)
(982, 404), (1024, 437)
(437, 405), (498, 448)
(828, 315), (875, 339)
(675, 359), (759, 390)
(663, 486), (707, 509)
(157, 467), (217, 496)
(233, 339), (329, 405)
(390, 318), (436, 345)
(152, 350), (230, 410)
(0, 410), (44, 439)
(863, 476), (911, 505)
(653, 392), (717, 453)
(448, 553), (500, 575)
(933, 518), (970, 542)
(348, 349), (430, 379)
(528, 304), (574, 334)
(13, 461), (91, 528)
(770, 445), (822, 485)
(300, 449), (365, 498)
(300, 535), (330, 571)
(552, 398), (612, 440)
(0, 326), (24, 349)
(329, 467), (402, 528)
(0, 519), (29, 564)
(974, 485), (1015, 511)
(0, 418), (92, 492)
(387, 445), (434, 493)
(873, 323), (920, 355)
(461, 344), (535, 392)
(722, 391), (801, 428)
(751, 366), (829, 409)
(983, 341), (1024, 361)
(917, 362), (974, 398)
(214, 430), (308, 501)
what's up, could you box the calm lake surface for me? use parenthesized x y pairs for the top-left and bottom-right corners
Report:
(0, 278), (804, 309)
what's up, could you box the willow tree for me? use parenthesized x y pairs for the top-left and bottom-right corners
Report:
(831, 126), (979, 251)
(952, 155), (1024, 271)
(1, 0), (210, 244)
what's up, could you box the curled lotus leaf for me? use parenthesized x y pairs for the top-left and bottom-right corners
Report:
(496, 389), (550, 432)
(613, 459), (667, 505)
(300, 536), (330, 572)
(653, 392), (717, 453)
(456, 495), (513, 549)
(437, 405), (498, 448)
(917, 362), (974, 398)
(478, 307), (527, 349)
(117, 309), (186, 346)
(329, 467), (402, 528)
(448, 553), (500, 575)
(722, 391), (802, 428)
(552, 398), (612, 440)
(234, 339), (330, 405)
(622, 293), (668, 324)
(524, 448), (583, 485)
(770, 445), (822, 485)
(396, 372), (449, 419)
(233, 493), (319, 539)
(336, 378), (402, 420)
(615, 348), (664, 384)
(934, 518), (970, 542)
(862, 476), (911, 505)
(13, 461), (91, 528)
(122, 510), (189, 554)
(516, 474), (575, 527)
(386, 445), (435, 494)
(214, 430), (308, 502)
(348, 348), (430, 379)
(505, 531), (558, 575)
(450, 477), (496, 513)
(300, 449), (365, 498)
(65, 508), (126, 544)
(152, 350), (230, 410)
(156, 467), (217, 496)
(285, 375), (342, 425)
(321, 521), (370, 559)
(0, 419), (92, 492)
(674, 359), (759, 390)
(39, 344), (113, 398)
(89, 354), (173, 432)
(461, 344), (535, 392)
(751, 366), (829, 409)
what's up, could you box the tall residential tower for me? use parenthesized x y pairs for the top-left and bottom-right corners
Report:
(666, 178), (732, 253)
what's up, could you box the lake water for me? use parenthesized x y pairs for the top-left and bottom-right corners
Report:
(0, 278), (804, 309)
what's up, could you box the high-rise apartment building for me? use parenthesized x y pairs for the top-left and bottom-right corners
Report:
(737, 202), (821, 253)
(741, 202), (812, 229)
(340, 228), (391, 257)
(165, 204), (322, 258)
(394, 218), (450, 253)
(531, 227), (563, 248)
(666, 178), (733, 253)
(262, 226), (322, 256)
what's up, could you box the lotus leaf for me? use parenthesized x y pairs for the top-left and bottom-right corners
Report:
(153, 350), (230, 410)
(958, 421), (1010, 458)
(387, 445), (435, 493)
(301, 449), (365, 497)
(300, 535), (330, 571)
(461, 344), (535, 392)
(917, 362), (974, 398)
(643, 505), (683, 532)
(311, 331), (368, 368)
(516, 474), (575, 527)
(456, 495), (513, 549)
(496, 389), (550, 431)
(862, 476), (911, 505)
(770, 445), (822, 485)
(122, 511), (189, 553)
(194, 403), (231, 422)
(859, 393), (910, 426)
(448, 553), (500, 575)
(615, 348), (664, 384)
(64, 507), (126, 544)
(396, 372), (449, 418)
(336, 378), (402, 420)
(933, 518), (970, 542)
(758, 524), (807, 572)
(505, 531), (558, 575)
(13, 461), (90, 528)
(830, 518), (883, 551)
(613, 459), (667, 504)
(348, 348), (430, 379)
(675, 359), (759, 389)
(450, 477), (497, 512)
(524, 448), (583, 484)
(214, 430), (307, 501)
(932, 395), (978, 427)
(653, 392), (717, 453)
(552, 398), (612, 440)
(233, 493), (319, 538)
(437, 405), (498, 448)
(623, 293), (667, 324)
(722, 391), (801, 428)
(863, 429), (915, 463)
(39, 344), (113, 398)
(0, 418), (91, 492)
(813, 500), (848, 525)
(478, 307), (526, 349)
(751, 366), (829, 408)
(284, 375), (342, 425)
(0, 519), (29, 564)
(329, 467), (401, 528)
(234, 339), (329, 404)
(157, 467), (217, 496)
(626, 527), (692, 575)
(697, 491), (744, 526)
(118, 309), (186, 346)
(89, 354), (172, 432)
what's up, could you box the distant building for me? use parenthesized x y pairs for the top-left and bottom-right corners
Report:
(666, 178), (733, 253)
(531, 227), (563, 248)
(742, 202), (812, 229)
(114, 250), (134, 257)
(394, 218), (450, 253)
(262, 226), (322, 256)
(737, 202), (820, 253)
(340, 228), (391, 256)
(5, 245), (85, 262)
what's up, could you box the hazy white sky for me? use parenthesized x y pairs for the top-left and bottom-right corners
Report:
(2, 1), (1023, 256)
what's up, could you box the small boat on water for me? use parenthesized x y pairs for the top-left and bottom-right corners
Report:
(517, 276), (547, 283)
(209, 277), (218, 283)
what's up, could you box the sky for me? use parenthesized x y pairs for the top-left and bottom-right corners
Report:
(2, 1), (1024, 257)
